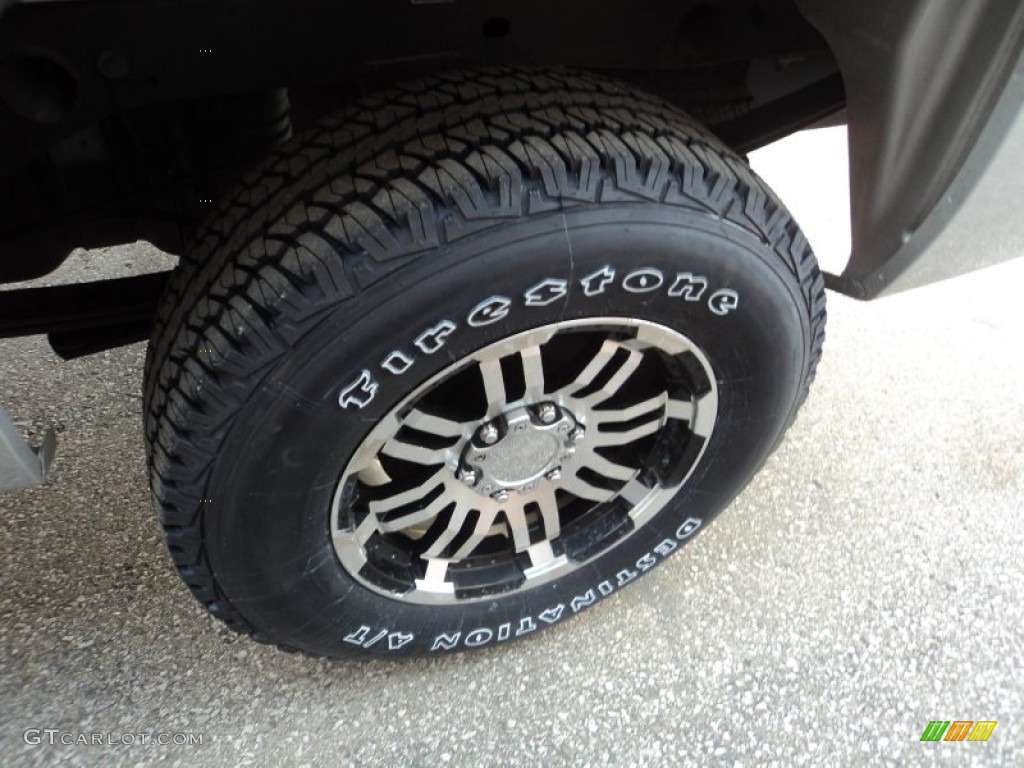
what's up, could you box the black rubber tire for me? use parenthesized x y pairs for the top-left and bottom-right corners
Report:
(143, 66), (826, 659)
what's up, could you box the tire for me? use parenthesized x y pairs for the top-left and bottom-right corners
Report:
(144, 66), (826, 659)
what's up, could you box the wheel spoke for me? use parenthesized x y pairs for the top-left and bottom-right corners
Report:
(450, 508), (498, 559)
(591, 394), (667, 447)
(618, 478), (650, 506)
(666, 390), (717, 438)
(423, 503), (473, 558)
(592, 394), (666, 425)
(414, 557), (455, 596)
(577, 348), (644, 407)
(377, 489), (453, 533)
(593, 417), (663, 447)
(503, 501), (532, 552)
(589, 397), (667, 450)
(577, 451), (637, 482)
(560, 471), (617, 503)
(665, 398), (692, 421)
(403, 408), (469, 439)
(368, 469), (446, 515)
(534, 485), (561, 541)
(380, 436), (452, 466)
(331, 513), (378, 568)
(352, 512), (378, 545)
(479, 359), (507, 417)
(526, 539), (558, 570)
(569, 339), (619, 392)
(356, 458), (392, 487)
(520, 345), (546, 401)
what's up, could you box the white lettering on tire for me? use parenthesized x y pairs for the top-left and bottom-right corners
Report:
(653, 538), (677, 557)
(677, 517), (702, 539)
(431, 632), (461, 651)
(616, 568), (638, 587)
(516, 616), (538, 636)
(338, 266), (740, 411)
(539, 604), (565, 624)
(524, 278), (568, 306)
(381, 350), (414, 375)
(636, 553), (658, 572)
(622, 268), (664, 293)
(467, 296), (512, 326)
(668, 273), (708, 301)
(708, 289), (739, 316)
(338, 370), (379, 410)
(387, 632), (415, 650)
(464, 628), (493, 647)
(414, 320), (457, 354)
(344, 625), (375, 646)
(571, 589), (597, 613)
(580, 265), (616, 296)
(344, 625), (416, 650)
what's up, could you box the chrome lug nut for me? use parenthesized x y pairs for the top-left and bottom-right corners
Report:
(569, 427), (586, 444)
(545, 468), (562, 481)
(492, 489), (509, 503)
(538, 403), (557, 424)
(478, 423), (499, 445)
(457, 467), (478, 486)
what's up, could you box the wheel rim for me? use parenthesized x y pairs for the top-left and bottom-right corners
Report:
(331, 318), (718, 605)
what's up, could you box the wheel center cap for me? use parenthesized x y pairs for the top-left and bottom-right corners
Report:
(464, 405), (577, 493)
(485, 428), (560, 485)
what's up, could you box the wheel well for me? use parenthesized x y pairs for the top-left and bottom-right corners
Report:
(0, 0), (842, 343)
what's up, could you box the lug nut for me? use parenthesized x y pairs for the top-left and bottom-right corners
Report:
(538, 403), (557, 424)
(545, 468), (561, 481)
(492, 490), (509, 503)
(458, 467), (478, 486)
(478, 423), (499, 445)
(569, 427), (585, 444)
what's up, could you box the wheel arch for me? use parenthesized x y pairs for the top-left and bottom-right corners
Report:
(0, 0), (841, 289)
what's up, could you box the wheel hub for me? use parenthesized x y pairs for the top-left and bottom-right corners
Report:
(331, 319), (719, 605)
(458, 405), (578, 496)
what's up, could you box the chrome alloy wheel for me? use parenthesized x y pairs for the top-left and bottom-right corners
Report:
(331, 318), (718, 605)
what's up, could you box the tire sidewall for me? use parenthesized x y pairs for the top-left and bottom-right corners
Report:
(204, 203), (809, 657)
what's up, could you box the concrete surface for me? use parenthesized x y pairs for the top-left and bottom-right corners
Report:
(1, 129), (1022, 767)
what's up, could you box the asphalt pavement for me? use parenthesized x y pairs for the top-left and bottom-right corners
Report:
(1, 130), (1022, 766)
